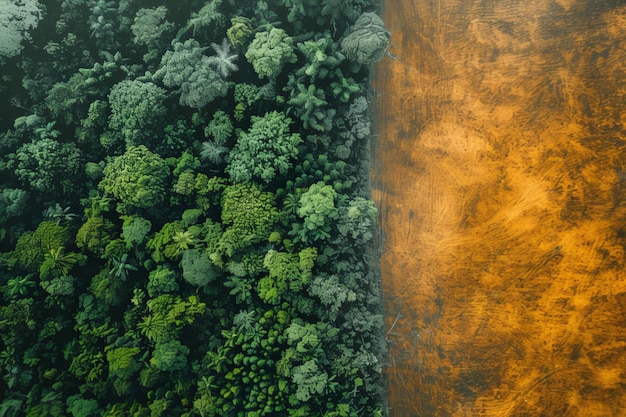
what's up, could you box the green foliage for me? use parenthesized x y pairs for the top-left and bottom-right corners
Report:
(146, 266), (179, 297)
(286, 80), (335, 132)
(146, 221), (184, 263)
(226, 111), (302, 183)
(108, 253), (138, 280)
(0, 188), (28, 223)
(208, 38), (239, 78)
(155, 39), (228, 109)
(150, 340), (189, 372)
(221, 183), (279, 241)
(66, 395), (101, 417)
(141, 294), (206, 342)
(0, 0), (43, 60)
(106, 346), (141, 378)
(204, 110), (233, 146)
(245, 26), (297, 79)
(341, 12), (391, 65)
(132, 7), (173, 47)
(76, 214), (116, 257)
(45, 56), (126, 125)
(178, 0), (226, 42)
(108, 80), (168, 147)
(11, 138), (82, 196)
(121, 216), (152, 248)
(131, 6), (175, 62)
(9, 221), (70, 272)
(337, 197), (378, 242)
(200, 141), (228, 165)
(293, 182), (338, 243)
(330, 74), (361, 104)
(3, 274), (36, 299)
(99, 145), (171, 213)
(41, 274), (76, 297)
(308, 274), (355, 320)
(89, 269), (125, 306)
(180, 248), (220, 287)
(180, 62), (229, 109)
(0, 1), (387, 415)
(292, 359), (328, 401)
(295, 33), (344, 83)
(39, 247), (86, 279)
(226, 16), (253, 48)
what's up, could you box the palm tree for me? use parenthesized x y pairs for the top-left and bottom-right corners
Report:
(137, 314), (168, 343)
(5, 275), (36, 298)
(108, 253), (138, 281)
(200, 140), (228, 164)
(208, 38), (238, 78)
(40, 247), (84, 279)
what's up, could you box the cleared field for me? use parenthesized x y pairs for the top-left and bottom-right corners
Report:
(371, 1), (626, 415)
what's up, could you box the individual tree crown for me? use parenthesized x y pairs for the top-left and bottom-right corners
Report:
(226, 111), (302, 183)
(154, 39), (229, 108)
(108, 79), (167, 147)
(293, 181), (338, 243)
(99, 145), (171, 212)
(221, 183), (279, 240)
(11, 138), (82, 196)
(245, 26), (297, 79)
(0, 0), (43, 60)
(341, 12), (391, 65)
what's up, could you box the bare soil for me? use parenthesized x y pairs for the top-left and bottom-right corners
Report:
(371, 1), (626, 415)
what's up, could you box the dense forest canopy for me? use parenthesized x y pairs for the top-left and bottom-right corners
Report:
(0, 0), (390, 415)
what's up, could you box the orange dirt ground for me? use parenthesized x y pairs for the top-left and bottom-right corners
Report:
(370, 1), (626, 415)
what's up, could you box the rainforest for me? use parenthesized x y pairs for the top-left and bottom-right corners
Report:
(0, 0), (389, 415)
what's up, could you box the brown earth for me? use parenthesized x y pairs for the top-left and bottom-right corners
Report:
(370, 0), (626, 415)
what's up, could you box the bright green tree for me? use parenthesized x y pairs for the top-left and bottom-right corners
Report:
(11, 138), (82, 196)
(108, 79), (168, 147)
(8, 221), (70, 272)
(245, 26), (297, 79)
(99, 145), (171, 213)
(220, 183), (279, 242)
(292, 181), (338, 243)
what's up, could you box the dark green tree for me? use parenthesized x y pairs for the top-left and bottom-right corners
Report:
(10, 138), (82, 197)
(225, 111), (302, 184)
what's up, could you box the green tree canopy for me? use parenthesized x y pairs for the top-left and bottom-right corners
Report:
(0, 0), (43, 60)
(341, 12), (391, 65)
(8, 220), (71, 272)
(293, 181), (338, 243)
(11, 138), (82, 196)
(180, 248), (220, 287)
(221, 183), (279, 240)
(151, 340), (189, 372)
(131, 6), (175, 62)
(108, 80), (168, 147)
(226, 111), (302, 184)
(154, 39), (228, 109)
(245, 26), (297, 79)
(99, 145), (171, 213)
